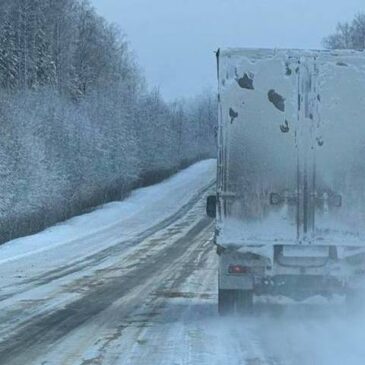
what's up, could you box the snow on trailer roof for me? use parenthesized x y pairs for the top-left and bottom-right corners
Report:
(216, 47), (365, 249)
(217, 48), (365, 76)
(218, 47), (365, 57)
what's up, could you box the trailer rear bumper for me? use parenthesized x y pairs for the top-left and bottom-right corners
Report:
(219, 272), (254, 291)
(217, 243), (365, 300)
(254, 275), (346, 300)
(219, 270), (347, 300)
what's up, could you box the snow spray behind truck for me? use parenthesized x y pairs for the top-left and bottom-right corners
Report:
(207, 48), (365, 314)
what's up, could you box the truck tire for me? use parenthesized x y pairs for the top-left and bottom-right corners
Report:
(218, 289), (235, 315)
(218, 290), (253, 315)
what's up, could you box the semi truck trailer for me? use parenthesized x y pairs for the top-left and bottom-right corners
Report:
(207, 48), (365, 314)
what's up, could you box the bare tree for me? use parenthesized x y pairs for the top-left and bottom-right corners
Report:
(323, 12), (365, 50)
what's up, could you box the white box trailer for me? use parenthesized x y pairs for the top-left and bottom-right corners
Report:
(207, 48), (365, 314)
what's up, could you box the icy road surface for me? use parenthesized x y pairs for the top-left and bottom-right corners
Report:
(0, 159), (365, 365)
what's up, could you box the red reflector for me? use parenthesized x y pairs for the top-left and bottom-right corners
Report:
(228, 265), (249, 274)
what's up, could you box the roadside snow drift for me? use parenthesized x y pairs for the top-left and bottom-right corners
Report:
(0, 159), (216, 266)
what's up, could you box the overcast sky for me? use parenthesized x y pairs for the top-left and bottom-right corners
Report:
(91, 0), (364, 100)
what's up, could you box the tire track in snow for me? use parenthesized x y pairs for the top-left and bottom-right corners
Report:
(0, 218), (214, 365)
(0, 181), (215, 349)
(0, 180), (215, 302)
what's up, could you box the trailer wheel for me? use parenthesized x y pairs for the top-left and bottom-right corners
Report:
(218, 289), (235, 315)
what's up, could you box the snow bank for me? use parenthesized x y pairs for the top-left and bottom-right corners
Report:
(0, 159), (216, 264)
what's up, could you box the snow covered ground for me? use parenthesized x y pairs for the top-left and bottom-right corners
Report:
(1, 159), (365, 365)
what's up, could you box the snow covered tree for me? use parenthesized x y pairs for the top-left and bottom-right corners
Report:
(323, 13), (365, 50)
(0, 0), (217, 243)
(0, 22), (18, 89)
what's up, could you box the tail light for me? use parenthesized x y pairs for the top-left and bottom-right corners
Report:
(228, 264), (250, 274)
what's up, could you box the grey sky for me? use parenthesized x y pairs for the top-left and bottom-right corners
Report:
(91, 0), (364, 100)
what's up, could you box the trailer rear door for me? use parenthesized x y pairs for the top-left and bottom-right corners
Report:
(217, 49), (365, 248)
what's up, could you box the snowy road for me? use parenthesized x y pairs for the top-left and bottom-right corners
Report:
(1, 160), (365, 365)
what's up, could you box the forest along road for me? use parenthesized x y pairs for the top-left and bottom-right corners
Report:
(0, 160), (365, 365)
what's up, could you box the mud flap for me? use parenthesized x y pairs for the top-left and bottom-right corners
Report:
(218, 289), (253, 315)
